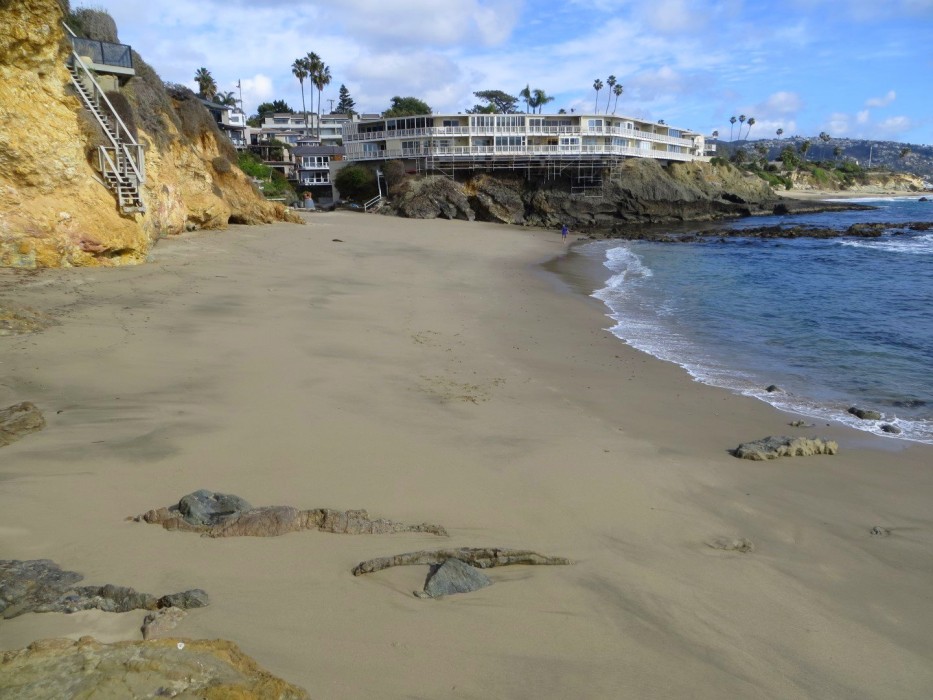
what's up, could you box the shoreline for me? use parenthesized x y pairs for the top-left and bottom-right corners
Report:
(2, 213), (932, 697)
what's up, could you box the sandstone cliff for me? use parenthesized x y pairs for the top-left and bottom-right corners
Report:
(386, 158), (778, 232)
(0, 0), (297, 268)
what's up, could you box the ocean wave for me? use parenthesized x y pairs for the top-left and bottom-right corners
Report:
(838, 233), (933, 255)
(591, 246), (652, 305)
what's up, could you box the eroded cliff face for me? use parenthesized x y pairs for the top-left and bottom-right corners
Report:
(387, 158), (778, 231)
(0, 0), (296, 268)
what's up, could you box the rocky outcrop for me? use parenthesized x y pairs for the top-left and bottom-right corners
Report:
(848, 406), (882, 420)
(0, 559), (207, 619)
(133, 489), (449, 537)
(384, 158), (778, 230)
(0, 305), (57, 334)
(0, 0), (298, 268)
(731, 435), (839, 460)
(0, 402), (45, 447)
(0, 636), (310, 699)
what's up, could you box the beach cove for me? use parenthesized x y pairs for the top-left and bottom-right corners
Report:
(2, 212), (932, 698)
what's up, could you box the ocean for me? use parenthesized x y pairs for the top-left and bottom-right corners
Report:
(579, 196), (933, 444)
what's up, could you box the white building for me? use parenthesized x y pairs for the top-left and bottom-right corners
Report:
(342, 113), (709, 169)
(258, 113), (362, 147)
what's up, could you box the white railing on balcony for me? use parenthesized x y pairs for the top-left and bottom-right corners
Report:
(347, 143), (707, 164)
(345, 124), (697, 149)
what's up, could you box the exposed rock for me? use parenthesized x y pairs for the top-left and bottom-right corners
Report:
(141, 606), (186, 640)
(765, 384), (780, 393)
(0, 402), (45, 447)
(157, 588), (209, 610)
(0, 305), (57, 335)
(132, 490), (448, 538)
(848, 406), (882, 420)
(0, 559), (206, 620)
(415, 558), (492, 599)
(707, 537), (755, 553)
(788, 420), (814, 428)
(0, 636), (310, 699)
(880, 423), (902, 434)
(352, 547), (572, 576)
(177, 489), (253, 527)
(870, 526), (892, 537)
(392, 175), (475, 221)
(731, 435), (838, 460)
(384, 158), (777, 230)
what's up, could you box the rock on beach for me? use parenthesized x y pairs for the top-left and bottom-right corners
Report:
(732, 435), (838, 460)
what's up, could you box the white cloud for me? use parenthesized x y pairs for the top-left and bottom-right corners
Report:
(826, 112), (850, 135)
(856, 109), (870, 124)
(865, 90), (896, 107)
(876, 115), (914, 137)
(758, 91), (803, 116)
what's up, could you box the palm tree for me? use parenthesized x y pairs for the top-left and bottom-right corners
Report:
(194, 67), (217, 100)
(799, 140), (811, 161)
(776, 128), (784, 139)
(292, 58), (311, 134)
(312, 62), (332, 139)
(519, 84), (532, 113)
(605, 75), (616, 114)
(818, 131), (830, 160)
(611, 83), (623, 114)
(833, 146), (842, 161)
(900, 146), (911, 159)
(745, 117), (756, 139)
(729, 116), (737, 141)
(304, 52), (323, 135)
(593, 78), (603, 113)
(214, 91), (237, 107)
(532, 89), (554, 114)
(738, 114), (746, 140)
(711, 130), (719, 140)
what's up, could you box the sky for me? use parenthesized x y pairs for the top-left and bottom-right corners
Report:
(84, 0), (933, 145)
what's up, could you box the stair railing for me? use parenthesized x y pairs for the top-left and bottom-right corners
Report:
(363, 194), (383, 212)
(68, 51), (145, 186)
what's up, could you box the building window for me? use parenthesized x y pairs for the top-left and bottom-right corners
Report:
(274, 118), (288, 124)
(587, 119), (603, 129)
(494, 135), (525, 148)
(495, 115), (524, 129)
(442, 119), (459, 127)
(471, 115), (494, 128)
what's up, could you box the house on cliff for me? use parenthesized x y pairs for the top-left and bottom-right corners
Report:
(341, 112), (711, 182)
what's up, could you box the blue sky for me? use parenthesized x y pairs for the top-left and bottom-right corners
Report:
(86, 0), (933, 144)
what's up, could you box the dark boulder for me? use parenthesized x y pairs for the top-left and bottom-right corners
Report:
(848, 406), (882, 420)
(417, 558), (493, 598)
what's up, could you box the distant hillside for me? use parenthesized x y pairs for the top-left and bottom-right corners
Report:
(714, 138), (933, 182)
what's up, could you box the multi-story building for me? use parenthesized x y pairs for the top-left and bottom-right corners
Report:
(199, 99), (248, 149)
(257, 113), (361, 147)
(291, 143), (344, 204)
(342, 113), (709, 174)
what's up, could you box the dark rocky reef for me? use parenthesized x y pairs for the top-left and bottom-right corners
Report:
(385, 159), (781, 230)
(0, 559), (207, 620)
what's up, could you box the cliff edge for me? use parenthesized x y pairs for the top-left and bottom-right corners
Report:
(0, 0), (297, 268)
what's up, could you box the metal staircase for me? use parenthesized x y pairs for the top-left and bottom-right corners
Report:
(67, 52), (145, 214)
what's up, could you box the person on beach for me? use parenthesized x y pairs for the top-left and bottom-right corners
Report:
(561, 224), (569, 242)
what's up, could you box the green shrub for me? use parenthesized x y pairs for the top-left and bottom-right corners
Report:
(812, 167), (830, 184)
(709, 156), (728, 167)
(237, 152), (271, 179)
(335, 165), (378, 201)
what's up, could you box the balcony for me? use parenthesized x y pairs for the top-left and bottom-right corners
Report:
(69, 36), (134, 77)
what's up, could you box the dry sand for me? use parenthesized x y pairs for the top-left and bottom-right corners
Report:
(1, 212), (932, 698)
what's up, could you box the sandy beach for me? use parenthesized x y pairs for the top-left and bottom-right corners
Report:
(2, 212), (932, 698)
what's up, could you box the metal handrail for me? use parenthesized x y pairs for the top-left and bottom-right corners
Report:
(69, 51), (144, 184)
(363, 194), (383, 211)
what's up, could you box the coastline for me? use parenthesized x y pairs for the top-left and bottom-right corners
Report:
(2, 213), (932, 698)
